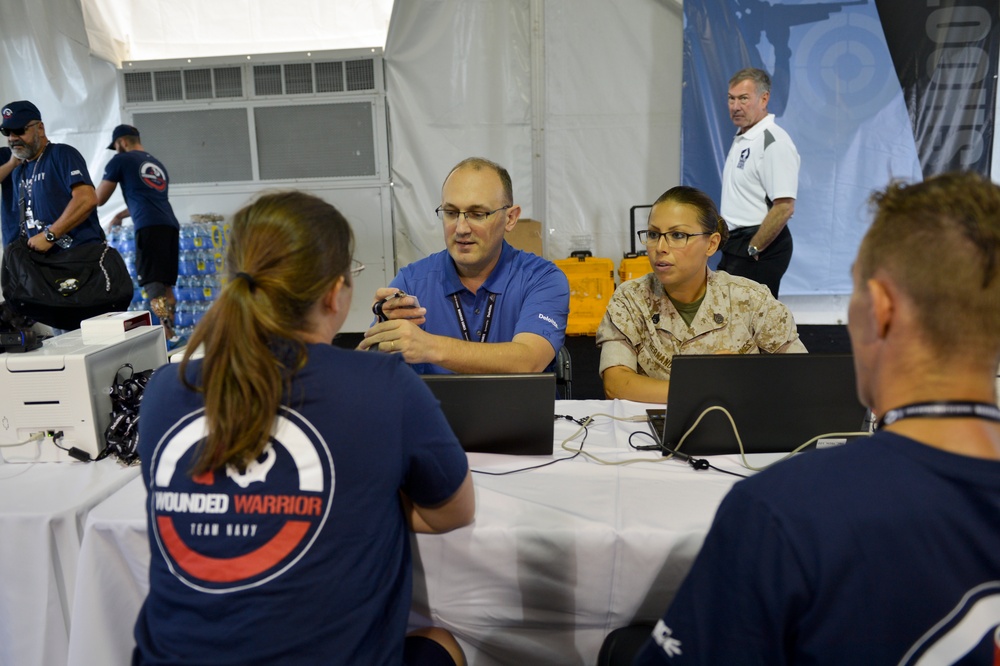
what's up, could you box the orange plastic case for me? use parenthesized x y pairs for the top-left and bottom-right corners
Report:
(554, 253), (616, 335)
(618, 254), (650, 284)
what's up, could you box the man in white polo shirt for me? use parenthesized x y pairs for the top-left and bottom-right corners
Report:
(717, 67), (800, 298)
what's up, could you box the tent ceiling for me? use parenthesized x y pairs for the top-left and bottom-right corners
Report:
(81, 0), (394, 65)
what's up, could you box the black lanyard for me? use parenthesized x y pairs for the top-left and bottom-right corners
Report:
(450, 292), (496, 343)
(876, 401), (1000, 429)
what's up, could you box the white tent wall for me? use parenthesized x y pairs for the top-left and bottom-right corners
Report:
(0, 0), (121, 211)
(542, 0), (683, 262)
(384, 0), (683, 268)
(384, 0), (535, 267)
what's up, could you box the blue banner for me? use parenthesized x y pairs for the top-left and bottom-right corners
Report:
(875, 0), (998, 175)
(681, 0), (1000, 294)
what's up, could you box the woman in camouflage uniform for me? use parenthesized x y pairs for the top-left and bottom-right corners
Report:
(597, 186), (806, 404)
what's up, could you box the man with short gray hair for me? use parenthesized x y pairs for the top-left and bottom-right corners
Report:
(2, 100), (103, 252)
(717, 68), (799, 298)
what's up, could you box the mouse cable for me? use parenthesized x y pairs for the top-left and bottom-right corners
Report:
(471, 414), (592, 476)
(558, 412), (690, 467)
(672, 405), (871, 472)
(629, 430), (748, 478)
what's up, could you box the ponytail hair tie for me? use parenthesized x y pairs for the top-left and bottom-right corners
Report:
(235, 272), (257, 292)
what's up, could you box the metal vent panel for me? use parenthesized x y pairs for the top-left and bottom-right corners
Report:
(315, 61), (344, 93)
(132, 108), (253, 184)
(345, 59), (375, 91)
(183, 69), (213, 99)
(213, 67), (243, 98)
(284, 63), (314, 95)
(123, 71), (154, 103)
(153, 71), (183, 101)
(253, 65), (283, 96)
(254, 102), (376, 180)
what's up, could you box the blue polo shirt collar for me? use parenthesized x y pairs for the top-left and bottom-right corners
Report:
(443, 241), (514, 296)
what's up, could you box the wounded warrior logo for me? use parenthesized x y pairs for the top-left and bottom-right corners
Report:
(149, 406), (335, 593)
(140, 161), (168, 192)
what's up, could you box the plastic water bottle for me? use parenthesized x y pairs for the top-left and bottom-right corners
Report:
(178, 250), (197, 276)
(200, 250), (216, 275)
(175, 302), (195, 329)
(107, 225), (121, 251)
(121, 226), (136, 254)
(201, 274), (220, 302)
(179, 224), (196, 251)
(192, 223), (211, 250)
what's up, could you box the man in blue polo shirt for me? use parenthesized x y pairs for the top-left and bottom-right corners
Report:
(360, 157), (569, 374)
(96, 124), (181, 339)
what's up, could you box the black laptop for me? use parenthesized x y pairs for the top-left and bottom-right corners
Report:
(423, 373), (556, 455)
(648, 354), (870, 456)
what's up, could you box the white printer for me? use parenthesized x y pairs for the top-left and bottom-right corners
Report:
(0, 326), (168, 463)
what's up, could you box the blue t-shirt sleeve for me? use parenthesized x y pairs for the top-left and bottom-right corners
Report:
(58, 145), (95, 189)
(391, 361), (468, 506)
(101, 154), (123, 183)
(1, 146), (16, 246)
(513, 260), (569, 351)
(633, 482), (808, 665)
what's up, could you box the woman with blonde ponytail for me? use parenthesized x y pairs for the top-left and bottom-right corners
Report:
(135, 191), (474, 666)
(597, 186), (807, 404)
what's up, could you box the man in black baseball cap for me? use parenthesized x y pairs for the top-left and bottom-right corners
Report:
(107, 124), (140, 150)
(1, 99), (103, 253)
(97, 122), (181, 341)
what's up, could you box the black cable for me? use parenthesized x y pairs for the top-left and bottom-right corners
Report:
(50, 430), (71, 452)
(629, 430), (749, 478)
(471, 414), (589, 476)
(628, 430), (663, 451)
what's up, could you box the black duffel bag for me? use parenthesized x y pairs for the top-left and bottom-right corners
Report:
(2, 237), (133, 330)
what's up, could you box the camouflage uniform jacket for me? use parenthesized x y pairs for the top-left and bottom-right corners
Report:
(596, 269), (806, 380)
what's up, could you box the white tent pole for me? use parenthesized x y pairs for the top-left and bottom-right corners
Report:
(530, 0), (547, 253)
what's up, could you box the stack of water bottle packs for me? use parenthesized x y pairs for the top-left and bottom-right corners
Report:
(108, 213), (228, 340)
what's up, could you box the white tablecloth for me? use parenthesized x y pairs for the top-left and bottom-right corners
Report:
(0, 457), (140, 666)
(66, 400), (759, 665)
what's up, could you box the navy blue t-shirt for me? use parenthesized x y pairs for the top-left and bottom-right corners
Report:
(134, 345), (469, 665)
(635, 431), (1000, 665)
(11, 142), (102, 247)
(101, 150), (179, 231)
(0, 147), (17, 246)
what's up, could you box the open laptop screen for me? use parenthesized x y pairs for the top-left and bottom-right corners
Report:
(650, 354), (869, 456)
(422, 373), (555, 455)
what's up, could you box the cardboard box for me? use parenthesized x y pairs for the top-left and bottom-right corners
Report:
(506, 219), (543, 256)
